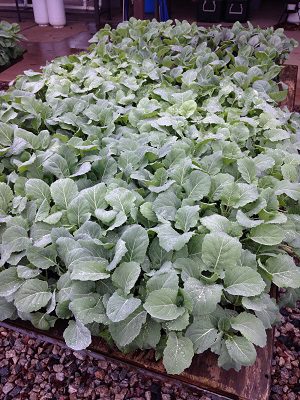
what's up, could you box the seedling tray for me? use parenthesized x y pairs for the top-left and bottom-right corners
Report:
(0, 64), (297, 400)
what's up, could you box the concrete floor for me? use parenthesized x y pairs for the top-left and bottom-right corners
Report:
(0, 14), (299, 105)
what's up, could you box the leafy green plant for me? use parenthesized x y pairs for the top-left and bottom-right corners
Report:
(0, 19), (300, 374)
(0, 20), (24, 68)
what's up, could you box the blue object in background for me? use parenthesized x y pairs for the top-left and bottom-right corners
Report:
(145, 0), (155, 13)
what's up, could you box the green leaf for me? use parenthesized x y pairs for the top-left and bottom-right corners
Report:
(186, 318), (219, 353)
(25, 179), (51, 203)
(225, 336), (256, 367)
(224, 266), (266, 296)
(105, 187), (136, 214)
(0, 298), (16, 321)
(31, 313), (57, 330)
(202, 232), (242, 271)
(249, 224), (284, 245)
(153, 190), (181, 221)
(175, 205), (199, 232)
(0, 267), (23, 297)
(67, 197), (91, 226)
(220, 183), (259, 208)
(26, 245), (56, 269)
(147, 271), (179, 292)
(108, 239), (128, 271)
(183, 171), (211, 201)
(0, 183), (13, 213)
(260, 254), (300, 288)
(165, 310), (190, 331)
(121, 225), (149, 263)
(152, 224), (193, 252)
(69, 295), (108, 324)
(134, 317), (161, 349)
(14, 279), (52, 313)
(50, 178), (78, 209)
(107, 292), (141, 322)
(163, 332), (194, 374)
(71, 259), (110, 281)
(109, 307), (147, 347)
(144, 288), (185, 321)
(237, 158), (257, 184)
(63, 320), (92, 351)
(184, 278), (223, 316)
(112, 262), (141, 294)
(231, 312), (267, 347)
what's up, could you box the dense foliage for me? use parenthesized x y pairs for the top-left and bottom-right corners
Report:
(0, 21), (23, 69)
(0, 19), (300, 374)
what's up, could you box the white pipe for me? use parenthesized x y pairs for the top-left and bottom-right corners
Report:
(47, 0), (66, 28)
(32, 0), (49, 26)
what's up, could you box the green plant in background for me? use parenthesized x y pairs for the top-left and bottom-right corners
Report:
(0, 19), (300, 374)
(0, 20), (24, 68)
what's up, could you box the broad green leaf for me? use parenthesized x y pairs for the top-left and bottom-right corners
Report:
(163, 332), (194, 374)
(112, 262), (141, 294)
(186, 318), (219, 353)
(67, 197), (91, 226)
(225, 336), (256, 367)
(224, 266), (266, 296)
(200, 214), (231, 233)
(221, 183), (259, 208)
(153, 190), (181, 221)
(63, 320), (92, 351)
(152, 224), (193, 252)
(25, 179), (51, 202)
(165, 310), (190, 331)
(231, 312), (266, 347)
(134, 317), (161, 349)
(31, 313), (57, 330)
(0, 267), (23, 297)
(202, 232), (241, 271)
(105, 187), (136, 214)
(183, 170), (211, 201)
(69, 295), (108, 324)
(260, 254), (300, 288)
(26, 245), (56, 269)
(249, 224), (284, 245)
(107, 292), (141, 322)
(71, 259), (110, 281)
(236, 210), (262, 228)
(144, 288), (185, 321)
(109, 307), (147, 347)
(121, 225), (149, 263)
(0, 298), (16, 321)
(146, 271), (179, 292)
(108, 239), (128, 271)
(175, 205), (199, 232)
(50, 178), (78, 209)
(237, 158), (257, 184)
(14, 279), (52, 313)
(184, 278), (222, 316)
(0, 183), (13, 213)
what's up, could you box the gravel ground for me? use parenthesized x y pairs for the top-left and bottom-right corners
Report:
(270, 301), (300, 400)
(0, 303), (299, 400)
(0, 327), (211, 400)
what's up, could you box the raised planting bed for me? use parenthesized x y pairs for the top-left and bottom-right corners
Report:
(0, 20), (300, 400)
(0, 55), (298, 399)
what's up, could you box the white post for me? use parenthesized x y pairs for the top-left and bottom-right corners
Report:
(32, 0), (49, 26)
(47, 0), (67, 28)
